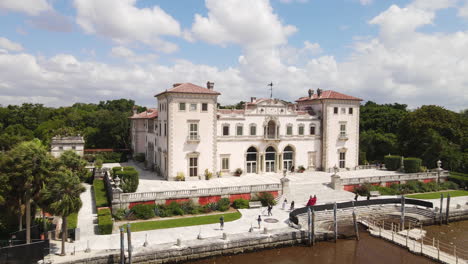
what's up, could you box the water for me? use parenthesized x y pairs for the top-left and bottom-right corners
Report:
(189, 231), (434, 264)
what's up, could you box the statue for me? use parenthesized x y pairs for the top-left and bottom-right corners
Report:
(308, 89), (314, 98)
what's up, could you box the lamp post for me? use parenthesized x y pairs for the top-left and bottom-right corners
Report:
(437, 160), (442, 184)
(333, 165), (339, 175)
(283, 169), (287, 178)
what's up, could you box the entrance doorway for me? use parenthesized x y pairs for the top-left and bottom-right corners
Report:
(265, 146), (276, 172)
(283, 146), (294, 171)
(246, 147), (257, 173)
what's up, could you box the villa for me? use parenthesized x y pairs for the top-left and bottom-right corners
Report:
(129, 82), (362, 181)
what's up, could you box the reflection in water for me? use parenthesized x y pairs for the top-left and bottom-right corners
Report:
(189, 231), (434, 264)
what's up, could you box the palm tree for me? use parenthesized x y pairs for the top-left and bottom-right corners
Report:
(42, 169), (85, 256)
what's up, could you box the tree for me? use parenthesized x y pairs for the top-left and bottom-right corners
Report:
(41, 169), (84, 255)
(0, 139), (52, 243)
(59, 150), (88, 181)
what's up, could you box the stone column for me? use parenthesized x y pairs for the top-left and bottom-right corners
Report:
(281, 177), (290, 197)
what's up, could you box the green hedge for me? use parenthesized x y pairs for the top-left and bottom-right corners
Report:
(115, 169), (139, 193)
(384, 155), (401, 171)
(217, 198), (230, 212)
(131, 204), (155, 219)
(111, 166), (122, 177)
(404, 157), (422, 173)
(449, 175), (468, 189)
(232, 199), (249, 209)
(93, 179), (109, 207)
(97, 208), (113, 235)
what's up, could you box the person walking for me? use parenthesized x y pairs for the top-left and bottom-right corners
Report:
(257, 215), (262, 229)
(290, 201), (295, 211)
(219, 215), (224, 230)
(282, 198), (288, 210)
(267, 204), (273, 216)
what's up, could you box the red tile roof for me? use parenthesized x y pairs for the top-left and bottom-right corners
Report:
(154, 83), (221, 97)
(296, 90), (362, 102)
(129, 108), (158, 119)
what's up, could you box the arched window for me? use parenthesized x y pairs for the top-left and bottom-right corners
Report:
(267, 120), (276, 139)
(283, 146), (294, 171)
(265, 146), (276, 172)
(246, 147), (257, 173)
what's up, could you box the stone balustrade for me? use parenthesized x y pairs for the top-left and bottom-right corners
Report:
(332, 170), (449, 190)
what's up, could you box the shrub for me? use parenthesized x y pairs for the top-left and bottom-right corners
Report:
(256, 192), (277, 206)
(420, 166), (428, 172)
(359, 151), (367, 165)
(404, 158), (422, 173)
(384, 155), (401, 171)
(180, 201), (200, 214)
(217, 198), (230, 211)
(176, 172), (185, 181)
(135, 153), (145, 162)
(297, 165), (306, 172)
(232, 198), (249, 209)
(167, 202), (184, 216)
(440, 181), (459, 190)
(94, 152), (127, 163)
(422, 182), (439, 192)
(131, 204), (156, 219)
(202, 203), (218, 213)
(115, 169), (139, 193)
(205, 169), (213, 180)
(95, 158), (103, 169)
(97, 208), (113, 235)
(448, 174), (468, 189)
(234, 168), (243, 176)
(113, 209), (127, 220)
(123, 166), (136, 171)
(112, 166), (122, 177)
(93, 179), (109, 207)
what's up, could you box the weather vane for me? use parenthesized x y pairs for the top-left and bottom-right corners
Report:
(268, 82), (273, 99)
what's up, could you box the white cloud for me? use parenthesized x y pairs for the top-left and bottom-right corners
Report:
(27, 10), (74, 32)
(0, 37), (23, 52)
(0, 0), (51, 15)
(74, 0), (181, 53)
(360, 0), (373, 6)
(458, 0), (468, 18)
(190, 0), (297, 49)
(279, 0), (308, 4)
(110, 46), (158, 63)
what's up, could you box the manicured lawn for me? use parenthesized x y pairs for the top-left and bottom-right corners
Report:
(67, 212), (78, 229)
(93, 179), (109, 207)
(122, 212), (242, 232)
(405, 190), (468, 199)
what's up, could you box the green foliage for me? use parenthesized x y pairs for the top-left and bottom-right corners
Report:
(256, 192), (277, 206)
(202, 203), (218, 213)
(204, 169), (213, 180)
(384, 155), (401, 171)
(359, 151), (367, 165)
(354, 184), (370, 196)
(113, 209), (126, 220)
(448, 175), (468, 189)
(135, 153), (145, 162)
(404, 158), (422, 173)
(59, 150), (88, 181)
(131, 204), (156, 219)
(360, 131), (398, 163)
(97, 208), (113, 235)
(217, 198), (230, 211)
(93, 179), (109, 207)
(111, 166), (122, 177)
(67, 213), (78, 229)
(115, 168), (139, 193)
(175, 172), (185, 181)
(232, 198), (250, 209)
(234, 168), (242, 175)
(94, 152), (128, 163)
(94, 159), (103, 169)
(167, 202), (184, 216)
(180, 201), (200, 214)
(218, 101), (246, 110)
(405, 190), (468, 199)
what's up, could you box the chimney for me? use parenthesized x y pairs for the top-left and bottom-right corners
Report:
(206, 81), (214, 90)
(308, 89), (314, 98)
(251, 97), (256, 103)
(173, 83), (182, 88)
(132, 106), (138, 115)
(317, 88), (322, 97)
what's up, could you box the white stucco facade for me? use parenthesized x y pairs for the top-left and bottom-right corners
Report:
(130, 83), (362, 181)
(50, 136), (85, 158)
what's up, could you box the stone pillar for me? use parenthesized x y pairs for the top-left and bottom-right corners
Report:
(111, 187), (123, 214)
(281, 177), (290, 197)
(331, 174), (343, 190)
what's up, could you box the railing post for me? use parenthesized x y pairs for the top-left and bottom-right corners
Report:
(406, 228), (409, 247)
(401, 196), (405, 231)
(307, 207), (312, 246)
(446, 193), (451, 224)
(333, 202), (338, 242)
(120, 227), (125, 264)
(391, 223), (394, 241)
(421, 237), (423, 254)
(437, 240), (440, 261)
(432, 237), (435, 247)
(312, 209), (315, 246)
(439, 194), (444, 225)
(353, 210), (359, 241)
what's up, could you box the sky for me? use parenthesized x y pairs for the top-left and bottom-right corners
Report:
(0, 0), (467, 111)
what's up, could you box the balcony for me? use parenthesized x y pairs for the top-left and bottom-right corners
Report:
(263, 134), (280, 141)
(186, 135), (200, 143)
(338, 133), (348, 141)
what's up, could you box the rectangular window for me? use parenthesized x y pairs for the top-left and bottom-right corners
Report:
(250, 125), (256, 136)
(339, 152), (346, 168)
(179, 102), (186, 111)
(334, 107), (338, 114)
(190, 103), (197, 111)
(286, 126), (292, 136)
(59, 146), (63, 150)
(340, 124), (346, 136)
(349, 107), (353, 114)
(189, 157), (198, 177)
(202, 103), (208, 112)
(236, 125), (243, 136)
(223, 125), (229, 136)
(159, 121), (161, 136)
(222, 157), (229, 170)
(164, 122), (167, 137)
(189, 123), (198, 140)
(298, 126), (304, 135)
(72, 146), (76, 150)
(341, 108), (346, 114)
(310, 126), (316, 135)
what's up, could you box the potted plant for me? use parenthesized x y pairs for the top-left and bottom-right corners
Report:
(204, 169), (213, 180)
(297, 165), (305, 173)
(175, 172), (185, 181)
(234, 168), (243, 176)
